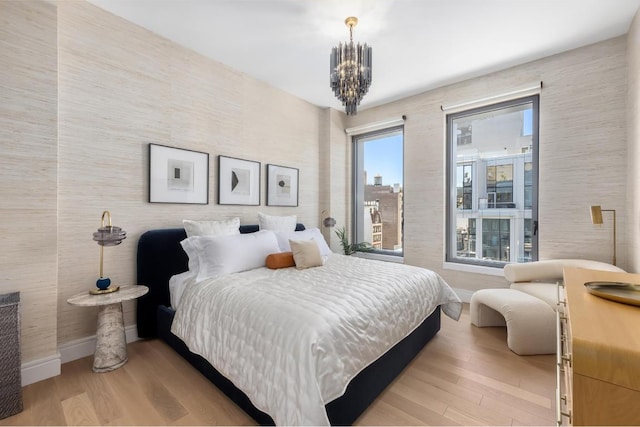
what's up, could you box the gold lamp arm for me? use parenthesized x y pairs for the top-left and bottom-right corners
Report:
(98, 210), (112, 278)
(611, 209), (616, 266)
(99, 246), (104, 278)
(101, 210), (112, 228)
(602, 208), (616, 266)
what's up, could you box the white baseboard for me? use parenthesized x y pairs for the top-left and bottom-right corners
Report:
(22, 353), (61, 386)
(59, 324), (141, 363)
(453, 287), (474, 303)
(22, 324), (141, 386)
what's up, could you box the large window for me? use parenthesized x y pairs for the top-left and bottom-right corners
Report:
(446, 96), (539, 267)
(352, 126), (404, 256)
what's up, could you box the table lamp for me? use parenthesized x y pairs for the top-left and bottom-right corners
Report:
(92, 210), (126, 294)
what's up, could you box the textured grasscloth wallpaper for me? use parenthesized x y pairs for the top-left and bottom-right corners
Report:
(0, 0), (58, 363)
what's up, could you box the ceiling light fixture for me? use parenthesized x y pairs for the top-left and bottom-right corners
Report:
(330, 16), (372, 115)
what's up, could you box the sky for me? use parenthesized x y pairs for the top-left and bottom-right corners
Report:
(523, 108), (533, 136)
(363, 133), (403, 186)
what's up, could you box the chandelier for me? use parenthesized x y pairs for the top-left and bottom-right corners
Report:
(330, 17), (372, 115)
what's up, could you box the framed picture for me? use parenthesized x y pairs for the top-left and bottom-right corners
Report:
(149, 143), (209, 204)
(218, 155), (261, 205)
(266, 164), (299, 207)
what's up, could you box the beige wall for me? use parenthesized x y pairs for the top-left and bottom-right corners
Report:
(628, 9), (640, 271)
(343, 36), (629, 292)
(0, 1), (58, 363)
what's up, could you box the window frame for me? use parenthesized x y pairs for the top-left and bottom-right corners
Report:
(445, 95), (539, 268)
(351, 125), (405, 257)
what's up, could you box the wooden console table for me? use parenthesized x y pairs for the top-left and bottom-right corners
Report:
(559, 267), (640, 425)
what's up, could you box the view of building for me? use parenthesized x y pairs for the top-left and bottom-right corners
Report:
(362, 200), (383, 249)
(453, 105), (534, 263)
(364, 175), (403, 252)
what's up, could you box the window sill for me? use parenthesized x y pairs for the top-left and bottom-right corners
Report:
(353, 252), (404, 264)
(442, 261), (504, 276)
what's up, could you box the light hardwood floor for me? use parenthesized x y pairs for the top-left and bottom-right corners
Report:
(1, 305), (556, 426)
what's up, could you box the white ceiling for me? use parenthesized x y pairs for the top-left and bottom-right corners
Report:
(87, 0), (640, 112)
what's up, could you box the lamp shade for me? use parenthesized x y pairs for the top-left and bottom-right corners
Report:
(323, 217), (337, 228)
(590, 205), (603, 225)
(93, 226), (126, 246)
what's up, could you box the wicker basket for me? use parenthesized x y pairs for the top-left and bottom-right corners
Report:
(0, 292), (22, 419)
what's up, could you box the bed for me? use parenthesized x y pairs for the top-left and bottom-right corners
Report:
(136, 224), (462, 425)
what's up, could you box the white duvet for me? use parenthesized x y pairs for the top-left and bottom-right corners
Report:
(171, 254), (462, 426)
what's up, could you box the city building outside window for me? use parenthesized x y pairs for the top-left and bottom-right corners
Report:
(352, 126), (404, 256)
(457, 163), (473, 210)
(446, 95), (539, 267)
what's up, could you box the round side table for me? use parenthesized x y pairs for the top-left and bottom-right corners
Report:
(67, 285), (149, 373)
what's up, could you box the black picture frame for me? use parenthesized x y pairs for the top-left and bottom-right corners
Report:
(149, 143), (209, 204)
(218, 155), (261, 205)
(266, 163), (299, 207)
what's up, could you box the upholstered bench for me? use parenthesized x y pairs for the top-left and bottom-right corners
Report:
(470, 288), (556, 355)
(471, 259), (624, 356)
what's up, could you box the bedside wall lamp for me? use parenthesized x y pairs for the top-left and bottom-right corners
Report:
(590, 205), (616, 266)
(92, 210), (126, 294)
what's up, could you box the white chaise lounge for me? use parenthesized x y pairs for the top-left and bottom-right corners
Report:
(470, 259), (624, 355)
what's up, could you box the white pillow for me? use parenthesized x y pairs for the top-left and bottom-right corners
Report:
(183, 230), (280, 282)
(258, 212), (297, 232)
(180, 236), (201, 274)
(183, 217), (240, 237)
(274, 228), (332, 257)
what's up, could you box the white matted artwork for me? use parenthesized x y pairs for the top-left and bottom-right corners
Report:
(218, 155), (261, 205)
(267, 164), (299, 207)
(149, 143), (209, 204)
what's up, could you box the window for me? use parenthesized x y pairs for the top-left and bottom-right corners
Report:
(482, 219), (510, 261)
(446, 95), (539, 267)
(486, 164), (514, 208)
(457, 164), (473, 210)
(524, 162), (533, 209)
(352, 126), (404, 256)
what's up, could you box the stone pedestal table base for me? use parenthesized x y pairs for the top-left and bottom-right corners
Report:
(93, 302), (127, 373)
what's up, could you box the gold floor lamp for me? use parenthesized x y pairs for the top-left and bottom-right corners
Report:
(590, 205), (616, 266)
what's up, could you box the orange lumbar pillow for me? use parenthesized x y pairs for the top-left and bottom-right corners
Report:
(266, 252), (296, 269)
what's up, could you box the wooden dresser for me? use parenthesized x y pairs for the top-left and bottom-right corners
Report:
(558, 267), (640, 425)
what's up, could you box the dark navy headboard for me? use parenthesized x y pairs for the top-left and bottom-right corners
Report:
(136, 223), (306, 338)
